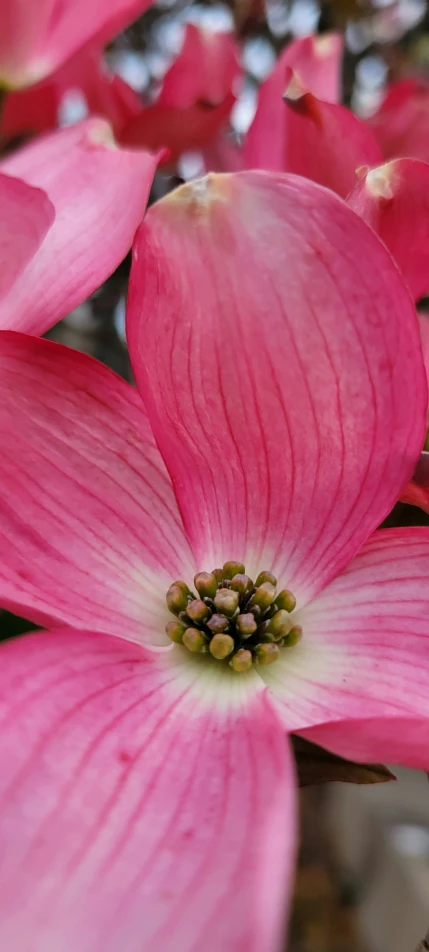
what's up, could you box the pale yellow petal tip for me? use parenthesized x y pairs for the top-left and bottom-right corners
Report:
(283, 72), (306, 101)
(365, 163), (396, 199)
(162, 173), (231, 210)
(87, 119), (118, 150)
(313, 34), (338, 58)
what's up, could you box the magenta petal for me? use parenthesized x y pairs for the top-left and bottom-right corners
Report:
(367, 78), (429, 164)
(0, 0), (53, 87)
(0, 118), (159, 336)
(0, 333), (194, 640)
(261, 528), (429, 751)
(0, 0), (155, 88)
(279, 33), (343, 104)
(0, 629), (296, 952)
(245, 73), (382, 196)
(347, 159), (429, 301)
(121, 25), (240, 161)
(127, 172), (425, 602)
(3, 46), (142, 141)
(299, 717), (429, 770)
(0, 172), (53, 298)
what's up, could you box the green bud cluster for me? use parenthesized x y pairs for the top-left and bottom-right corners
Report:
(165, 562), (301, 673)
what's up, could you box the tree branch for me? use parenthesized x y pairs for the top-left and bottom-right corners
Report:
(415, 932), (429, 952)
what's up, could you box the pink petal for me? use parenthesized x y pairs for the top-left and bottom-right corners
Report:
(367, 78), (429, 164)
(347, 159), (429, 301)
(0, 628), (296, 952)
(0, 332), (194, 641)
(121, 25), (240, 162)
(261, 528), (429, 761)
(127, 172), (425, 603)
(399, 313), (429, 512)
(0, 172), (54, 298)
(0, 118), (159, 336)
(0, 0), (53, 87)
(277, 32), (343, 104)
(3, 47), (142, 141)
(244, 71), (382, 197)
(299, 717), (429, 770)
(0, 0), (155, 88)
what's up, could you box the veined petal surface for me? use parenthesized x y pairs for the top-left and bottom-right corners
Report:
(0, 333), (194, 642)
(128, 171), (425, 604)
(261, 528), (429, 769)
(0, 629), (296, 952)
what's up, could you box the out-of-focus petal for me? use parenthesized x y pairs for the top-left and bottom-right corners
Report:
(0, 172), (54, 298)
(261, 528), (429, 754)
(0, 118), (159, 336)
(127, 171), (425, 604)
(0, 0), (155, 88)
(367, 78), (429, 164)
(3, 47), (142, 140)
(0, 333), (194, 642)
(0, 0), (53, 87)
(121, 25), (240, 162)
(299, 717), (429, 771)
(347, 159), (429, 301)
(279, 32), (343, 104)
(245, 70), (382, 197)
(400, 313), (429, 512)
(0, 628), (296, 952)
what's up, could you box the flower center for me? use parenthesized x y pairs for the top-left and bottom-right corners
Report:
(164, 561), (302, 673)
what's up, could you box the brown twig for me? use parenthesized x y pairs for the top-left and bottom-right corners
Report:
(415, 932), (429, 952)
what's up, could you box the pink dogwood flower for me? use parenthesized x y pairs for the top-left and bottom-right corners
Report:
(121, 25), (241, 164)
(0, 118), (160, 336)
(0, 0), (154, 89)
(207, 33), (383, 198)
(0, 171), (428, 950)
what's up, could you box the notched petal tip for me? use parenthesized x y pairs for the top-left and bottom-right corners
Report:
(283, 71), (306, 102)
(85, 117), (117, 150)
(160, 171), (231, 214)
(365, 161), (396, 200)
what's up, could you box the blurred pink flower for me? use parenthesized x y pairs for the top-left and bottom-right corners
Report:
(0, 171), (427, 949)
(0, 0), (154, 89)
(0, 118), (160, 336)
(121, 24), (241, 164)
(367, 78), (429, 166)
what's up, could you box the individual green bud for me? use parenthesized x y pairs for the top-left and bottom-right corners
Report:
(236, 613), (258, 638)
(165, 620), (187, 644)
(194, 571), (218, 600)
(186, 599), (211, 624)
(255, 643), (280, 665)
(171, 580), (192, 595)
(276, 589), (296, 612)
(255, 570), (277, 588)
(230, 573), (252, 595)
(183, 628), (208, 653)
(283, 625), (303, 647)
(212, 568), (224, 584)
(222, 560), (246, 579)
(209, 633), (235, 660)
(166, 583), (189, 615)
(249, 582), (276, 611)
(256, 630), (277, 644)
(229, 648), (253, 672)
(267, 609), (290, 638)
(207, 613), (230, 634)
(214, 588), (239, 617)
